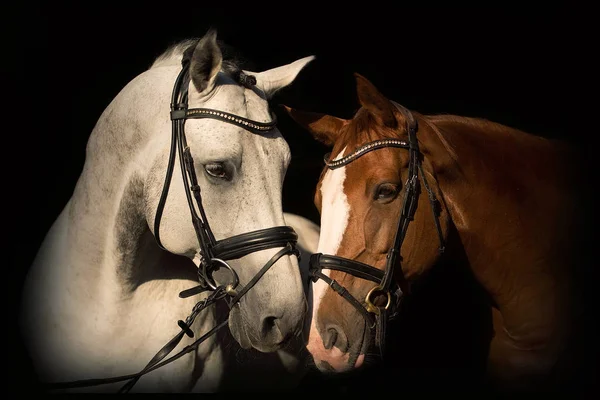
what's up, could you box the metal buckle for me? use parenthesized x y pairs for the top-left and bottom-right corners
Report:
(201, 258), (239, 296)
(364, 285), (391, 315)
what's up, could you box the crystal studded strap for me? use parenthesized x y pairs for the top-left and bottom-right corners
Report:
(324, 139), (410, 170)
(185, 108), (277, 134)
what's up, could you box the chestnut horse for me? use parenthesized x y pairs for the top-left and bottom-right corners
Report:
(283, 73), (587, 391)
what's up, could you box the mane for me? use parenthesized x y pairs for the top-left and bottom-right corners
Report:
(423, 113), (564, 155)
(149, 37), (258, 87)
(422, 113), (575, 191)
(425, 114), (535, 139)
(150, 38), (198, 69)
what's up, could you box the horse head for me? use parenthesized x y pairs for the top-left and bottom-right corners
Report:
(283, 73), (451, 372)
(144, 30), (315, 353)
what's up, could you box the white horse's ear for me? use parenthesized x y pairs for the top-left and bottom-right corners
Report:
(190, 29), (223, 94)
(244, 55), (315, 99)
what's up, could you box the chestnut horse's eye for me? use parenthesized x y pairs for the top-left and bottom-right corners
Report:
(375, 183), (400, 201)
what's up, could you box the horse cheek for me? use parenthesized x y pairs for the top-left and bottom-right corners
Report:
(363, 206), (397, 254)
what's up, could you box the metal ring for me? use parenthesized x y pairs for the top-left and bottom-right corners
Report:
(201, 258), (239, 291)
(364, 285), (392, 315)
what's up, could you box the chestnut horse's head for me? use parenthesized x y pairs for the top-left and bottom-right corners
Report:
(283, 74), (451, 373)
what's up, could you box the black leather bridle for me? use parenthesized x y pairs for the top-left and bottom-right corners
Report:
(309, 102), (446, 360)
(45, 49), (300, 393)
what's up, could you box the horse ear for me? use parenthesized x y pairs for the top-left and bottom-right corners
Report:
(354, 73), (398, 129)
(190, 29), (223, 94)
(244, 56), (315, 99)
(281, 105), (346, 146)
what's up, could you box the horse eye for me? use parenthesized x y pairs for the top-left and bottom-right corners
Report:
(375, 183), (400, 201)
(204, 163), (230, 180)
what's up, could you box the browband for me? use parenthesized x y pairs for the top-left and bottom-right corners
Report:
(171, 107), (277, 135)
(323, 100), (418, 170)
(324, 139), (412, 170)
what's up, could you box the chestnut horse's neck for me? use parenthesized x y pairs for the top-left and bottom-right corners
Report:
(417, 112), (580, 335)
(420, 114), (578, 252)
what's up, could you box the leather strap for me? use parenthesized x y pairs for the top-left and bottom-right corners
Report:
(212, 226), (298, 261)
(310, 253), (384, 283)
(310, 269), (376, 328)
(228, 244), (298, 307)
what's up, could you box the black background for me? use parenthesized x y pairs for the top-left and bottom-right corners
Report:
(11, 4), (597, 394)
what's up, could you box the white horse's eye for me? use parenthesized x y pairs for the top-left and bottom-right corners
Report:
(205, 162), (231, 180)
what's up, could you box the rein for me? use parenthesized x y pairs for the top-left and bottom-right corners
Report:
(44, 50), (299, 393)
(309, 101), (446, 358)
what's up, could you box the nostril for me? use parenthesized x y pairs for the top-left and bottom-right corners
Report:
(263, 316), (277, 331)
(322, 324), (348, 352)
(259, 315), (285, 344)
(324, 327), (338, 349)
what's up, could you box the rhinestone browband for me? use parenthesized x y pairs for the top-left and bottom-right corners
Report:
(185, 108), (277, 133)
(324, 139), (410, 170)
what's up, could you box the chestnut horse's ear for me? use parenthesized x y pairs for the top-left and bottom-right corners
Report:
(280, 105), (347, 146)
(354, 73), (398, 129)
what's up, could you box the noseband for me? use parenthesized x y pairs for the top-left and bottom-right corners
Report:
(309, 102), (446, 359)
(45, 49), (299, 392)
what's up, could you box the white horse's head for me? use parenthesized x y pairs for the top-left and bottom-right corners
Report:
(144, 31), (315, 352)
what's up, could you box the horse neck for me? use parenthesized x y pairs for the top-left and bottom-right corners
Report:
(418, 115), (577, 295)
(66, 69), (175, 295)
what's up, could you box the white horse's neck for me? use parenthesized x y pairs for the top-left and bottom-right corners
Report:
(21, 65), (221, 391)
(65, 65), (176, 293)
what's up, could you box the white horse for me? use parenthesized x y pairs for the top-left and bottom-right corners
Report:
(19, 30), (320, 392)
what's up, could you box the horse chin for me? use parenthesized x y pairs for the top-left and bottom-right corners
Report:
(315, 351), (365, 374)
(228, 307), (253, 350)
(347, 350), (365, 370)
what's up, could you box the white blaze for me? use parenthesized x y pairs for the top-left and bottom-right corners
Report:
(310, 148), (350, 324)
